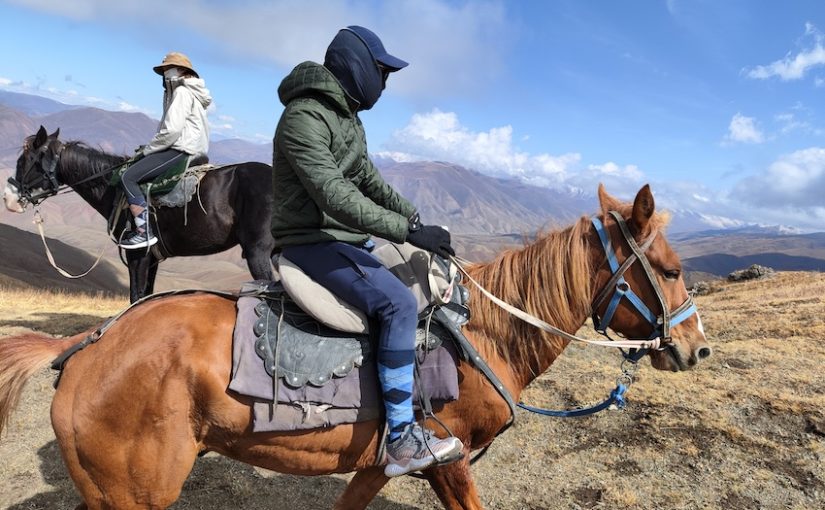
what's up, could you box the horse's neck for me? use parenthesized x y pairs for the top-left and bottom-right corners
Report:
(57, 147), (123, 218)
(465, 220), (595, 393)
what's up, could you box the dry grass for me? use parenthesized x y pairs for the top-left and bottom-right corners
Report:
(0, 286), (127, 337)
(1, 273), (824, 509)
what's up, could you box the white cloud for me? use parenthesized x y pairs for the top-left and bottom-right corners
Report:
(724, 113), (764, 144)
(379, 109), (580, 186)
(7, 0), (512, 100)
(0, 77), (11, 86)
(746, 22), (825, 81)
(117, 101), (140, 112)
(217, 114), (235, 122)
(733, 147), (825, 210)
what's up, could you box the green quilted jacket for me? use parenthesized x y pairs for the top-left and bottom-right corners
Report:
(270, 61), (416, 247)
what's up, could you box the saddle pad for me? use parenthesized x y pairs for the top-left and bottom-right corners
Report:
(229, 295), (460, 433)
(153, 167), (211, 208)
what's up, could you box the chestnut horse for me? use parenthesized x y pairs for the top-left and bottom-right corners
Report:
(3, 126), (275, 302)
(0, 184), (711, 509)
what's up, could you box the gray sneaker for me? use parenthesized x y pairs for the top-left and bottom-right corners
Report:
(384, 423), (464, 478)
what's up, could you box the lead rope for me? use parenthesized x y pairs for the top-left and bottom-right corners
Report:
(33, 209), (114, 279)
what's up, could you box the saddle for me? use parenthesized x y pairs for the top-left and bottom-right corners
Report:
(228, 243), (472, 432)
(109, 153), (213, 200)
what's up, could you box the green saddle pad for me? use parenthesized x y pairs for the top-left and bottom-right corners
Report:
(109, 154), (190, 197)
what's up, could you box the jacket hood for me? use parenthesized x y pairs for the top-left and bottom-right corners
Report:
(181, 77), (212, 109)
(324, 29), (384, 111)
(278, 62), (352, 114)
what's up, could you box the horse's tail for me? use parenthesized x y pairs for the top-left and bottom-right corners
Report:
(0, 332), (77, 437)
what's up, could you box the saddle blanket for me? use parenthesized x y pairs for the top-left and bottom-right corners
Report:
(228, 295), (460, 433)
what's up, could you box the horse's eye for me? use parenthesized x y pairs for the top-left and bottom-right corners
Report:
(663, 269), (681, 280)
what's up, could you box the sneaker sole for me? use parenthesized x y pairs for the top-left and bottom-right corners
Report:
(120, 237), (159, 250)
(384, 437), (464, 478)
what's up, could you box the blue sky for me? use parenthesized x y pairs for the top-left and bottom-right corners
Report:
(1, 0), (824, 230)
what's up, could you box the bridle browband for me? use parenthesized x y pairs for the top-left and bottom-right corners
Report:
(590, 210), (697, 358)
(7, 140), (120, 207)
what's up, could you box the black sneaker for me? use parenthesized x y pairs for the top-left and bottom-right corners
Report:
(119, 230), (158, 250)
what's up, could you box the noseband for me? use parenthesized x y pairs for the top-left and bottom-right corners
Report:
(7, 141), (66, 206)
(591, 211), (697, 355)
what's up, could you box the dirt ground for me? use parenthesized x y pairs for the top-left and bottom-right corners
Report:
(1, 273), (824, 509)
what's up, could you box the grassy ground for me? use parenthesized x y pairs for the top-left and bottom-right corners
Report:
(1, 273), (824, 509)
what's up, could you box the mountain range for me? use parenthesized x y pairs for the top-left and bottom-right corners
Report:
(1, 90), (824, 297)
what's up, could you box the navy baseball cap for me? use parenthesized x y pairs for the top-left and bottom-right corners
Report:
(343, 25), (409, 71)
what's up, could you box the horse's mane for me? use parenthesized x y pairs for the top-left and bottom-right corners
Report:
(58, 141), (127, 178)
(465, 216), (594, 364)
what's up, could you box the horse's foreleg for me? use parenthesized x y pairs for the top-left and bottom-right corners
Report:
(126, 251), (143, 303)
(424, 456), (483, 510)
(333, 466), (389, 510)
(145, 254), (160, 296)
(126, 251), (156, 302)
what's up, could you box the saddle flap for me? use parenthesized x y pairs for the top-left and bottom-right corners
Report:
(277, 254), (369, 334)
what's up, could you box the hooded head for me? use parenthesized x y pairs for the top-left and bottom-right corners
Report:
(324, 26), (408, 111)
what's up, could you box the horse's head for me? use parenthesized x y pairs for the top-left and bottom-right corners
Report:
(590, 184), (711, 372)
(3, 125), (63, 212)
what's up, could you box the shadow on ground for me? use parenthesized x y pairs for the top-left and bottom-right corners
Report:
(8, 440), (420, 510)
(0, 313), (108, 336)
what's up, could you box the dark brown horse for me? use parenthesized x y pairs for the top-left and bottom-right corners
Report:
(0, 184), (711, 509)
(3, 126), (274, 302)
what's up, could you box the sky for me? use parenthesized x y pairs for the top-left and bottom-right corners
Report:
(1, 0), (824, 231)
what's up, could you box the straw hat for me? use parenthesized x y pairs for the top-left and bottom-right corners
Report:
(153, 52), (199, 78)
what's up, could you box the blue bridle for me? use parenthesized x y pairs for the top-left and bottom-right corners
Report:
(517, 211), (700, 418)
(591, 211), (698, 358)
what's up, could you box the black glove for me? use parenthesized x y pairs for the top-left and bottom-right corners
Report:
(406, 224), (455, 258)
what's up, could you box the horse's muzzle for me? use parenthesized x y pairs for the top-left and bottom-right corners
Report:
(3, 183), (25, 213)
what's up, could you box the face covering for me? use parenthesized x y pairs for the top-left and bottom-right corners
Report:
(163, 67), (185, 91)
(324, 30), (384, 111)
(164, 68), (183, 80)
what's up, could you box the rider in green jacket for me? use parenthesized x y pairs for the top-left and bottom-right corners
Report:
(271, 26), (463, 478)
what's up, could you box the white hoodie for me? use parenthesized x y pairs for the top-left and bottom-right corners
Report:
(143, 77), (212, 158)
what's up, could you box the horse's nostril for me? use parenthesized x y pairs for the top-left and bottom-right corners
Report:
(697, 347), (712, 360)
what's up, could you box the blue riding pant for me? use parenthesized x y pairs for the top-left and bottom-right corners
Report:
(281, 241), (418, 440)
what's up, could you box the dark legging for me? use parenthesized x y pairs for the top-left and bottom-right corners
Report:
(121, 149), (187, 206)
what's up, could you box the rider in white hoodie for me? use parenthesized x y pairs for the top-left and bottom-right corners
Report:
(119, 52), (212, 249)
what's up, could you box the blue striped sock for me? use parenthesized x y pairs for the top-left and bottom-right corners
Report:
(377, 349), (415, 442)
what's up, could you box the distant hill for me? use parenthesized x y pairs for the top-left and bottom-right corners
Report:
(210, 138), (270, 165)
(683, 252), (825, 277)
(0, 105), (36, 165)
(0, 223), (127, 294)
(380, 161), (592, 235)
(37, 107), (158, 155)
(0, 90), (76, 117)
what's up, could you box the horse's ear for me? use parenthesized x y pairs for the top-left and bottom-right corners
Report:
(50, 128), (60, 139)
(597, 183), (622, 215)
(631, 184), (655, 233)
(34, 126), (48, 148)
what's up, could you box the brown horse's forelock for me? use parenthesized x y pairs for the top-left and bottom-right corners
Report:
(465, 216), (594, 367)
